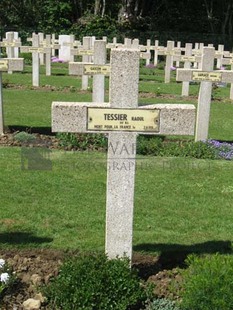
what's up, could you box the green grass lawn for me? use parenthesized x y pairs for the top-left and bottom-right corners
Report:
(0, 147), (233, 255)
(3, 63), (233, 140)
(1, 61), (233, 256)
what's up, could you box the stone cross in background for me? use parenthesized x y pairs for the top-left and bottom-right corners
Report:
(177, 47), (233, 141)
(52, 48), (195, 262)
(1, 33), (21, 74)
(69, 40), (108, 102)
(21, 34), (52, 86)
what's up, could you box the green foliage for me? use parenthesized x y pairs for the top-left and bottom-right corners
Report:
(146, 298), (181, 310)
(71, 13), (119, 40)
(57, 134), (218, 159)
(45, 253), (149, 310)
(137, 136), (164, 156)
(13, 131), (36, 143)
(19, 52), (32, 65)
(39, 0), (73, 33)
(57, 132), (107, 151)
(180, 254), (233, 310)
(137, 136), (217, 160)
(2, 79), (10, 88)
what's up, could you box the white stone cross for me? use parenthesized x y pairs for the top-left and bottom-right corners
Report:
(175, 41), (181, 67)
(172, 43), (201, 97)
(1, 33), (21, 74)
(52, 48), (195, 262)
(21, 34), (51, 86)
(221, 54), (233, 100)
(0, 58), (24, 134)
(69, 40), (108, 102)
(40, 35), (61, 76)
(153, 40), (159, 66)
(76, 37), (93, 90)
(51, 34), (59, 56)
(42, 35), (52, 76)
(1, 33), (21, 53)
(177, 47), (233, 141)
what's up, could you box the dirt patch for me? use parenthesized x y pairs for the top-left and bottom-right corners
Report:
(0, 249), (182, 309)
(0, 132), (60, 149)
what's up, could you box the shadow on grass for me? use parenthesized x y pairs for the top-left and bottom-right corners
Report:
(0, 232), (53, 245)
(133, 240), (232, 279)
(52, 73), (67, 76)
(8, 126), (53, 136)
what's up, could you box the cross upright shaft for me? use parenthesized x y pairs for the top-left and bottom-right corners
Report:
(106, 49), (140, 260)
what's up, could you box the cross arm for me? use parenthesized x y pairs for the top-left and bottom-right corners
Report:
(140, 52), (151, 59)
(177, 68), (233, 83)
(52, 102), (195, 136)
(139, 104), (195, 135)
(20, 46), (45, 53)
(222, 57), (233, 65)
(0, 58), (24, 71)
(52, 102), (110, 133)
(69, 62), (111, 76)
(0, 42), (21, 48)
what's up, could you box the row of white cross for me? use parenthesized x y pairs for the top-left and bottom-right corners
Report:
(2, 33), (233, 89)
(1, 37), (233, 142)
(68, 40), (233, 142)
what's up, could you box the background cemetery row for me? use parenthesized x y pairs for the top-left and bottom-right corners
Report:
(1, 0), (233, 49)
(1, 31), (233, 143)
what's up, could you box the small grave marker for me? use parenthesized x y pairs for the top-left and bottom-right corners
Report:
(21, 34), (52, 86)
(165, 41), (175, 83)
(69, 40), (108, 102)
(222, 54), (233, 99)
(1, 32), (21, 74)
(58, 35), (73, 61)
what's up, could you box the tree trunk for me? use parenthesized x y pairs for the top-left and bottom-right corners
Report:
(203, 0), (216, 33)
(221, 0), (232, 36)
(101, 0), (106, 17)
(94, 0), (101, 15)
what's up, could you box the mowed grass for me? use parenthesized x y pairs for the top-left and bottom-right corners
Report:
(4, 89), (92, 128)
(3, 62), (233, 140)
(1, 147), (233, 255)
(1, 61), (233, 255)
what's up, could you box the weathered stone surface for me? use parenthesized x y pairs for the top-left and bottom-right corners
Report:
(52, 102), (195, 136)
(1, 58), (24, 71)
(52, 102), (110, 133)
(140, 103), (195, 136)
(58, 35), (72, 61)
(30, 274), (42, 286)
(69, 62), (91, 75)
(22, 298), (41, 310)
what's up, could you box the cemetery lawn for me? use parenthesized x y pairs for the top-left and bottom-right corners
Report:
(1, 62), (233, 307)
(1, 147), (233, 306)
(1, 147), (233, 254)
